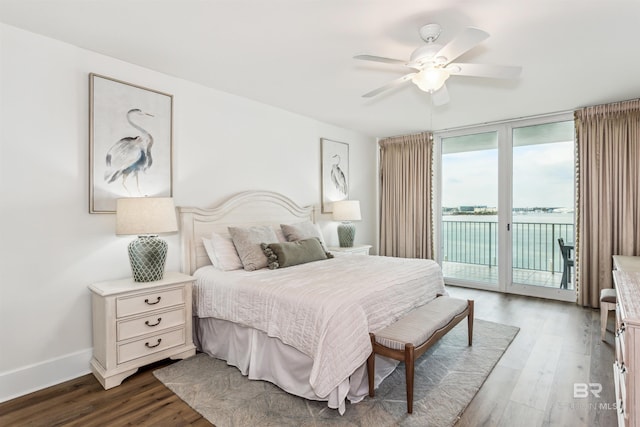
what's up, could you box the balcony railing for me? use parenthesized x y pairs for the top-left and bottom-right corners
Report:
(442, 221), (574, 273)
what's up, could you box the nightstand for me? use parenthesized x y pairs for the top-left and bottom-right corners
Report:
(329, 244), (372, 255)
(88, 271), (196, 389)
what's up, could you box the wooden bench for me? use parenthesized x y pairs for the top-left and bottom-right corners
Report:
(367, 295), (474, 413)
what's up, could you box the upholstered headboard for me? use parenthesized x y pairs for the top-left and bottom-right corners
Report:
(177, 191), (316, 275)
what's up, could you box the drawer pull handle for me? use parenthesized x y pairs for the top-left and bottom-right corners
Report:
(614, 361), (627, 374)
(145, 318), (162, 327)
(145, 339), (162, 348)
(144, 296), (162, 305)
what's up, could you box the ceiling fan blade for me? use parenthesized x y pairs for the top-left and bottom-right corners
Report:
(448, 63), (522, 79)
(431, 84), (450, 106)
(362, 73), (416, 98)
(435, 27), (489, 64)
(354, 54), (408, 66)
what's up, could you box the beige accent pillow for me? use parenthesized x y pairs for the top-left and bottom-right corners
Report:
(281, 221), (328, 251)
(228, 226), (279, 271)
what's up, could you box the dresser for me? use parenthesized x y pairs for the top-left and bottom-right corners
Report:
(613, 255), (640, 427)
(89, 272), (196, 389)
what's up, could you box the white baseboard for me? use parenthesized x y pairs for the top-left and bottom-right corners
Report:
(0, 348), (93, 403)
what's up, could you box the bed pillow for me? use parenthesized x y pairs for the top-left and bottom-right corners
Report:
(202, 232), (243, 271)
(228, 226), (279, 271)
(281, 221), (328, 251)
(273, 226), (287, 243)
(261, 238), (333, 269)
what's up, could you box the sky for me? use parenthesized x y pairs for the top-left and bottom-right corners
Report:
(441, 141), (575, 209)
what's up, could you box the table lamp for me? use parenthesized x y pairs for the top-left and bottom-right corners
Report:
(116, 197), (178, 282)
(332, 200), (361, 247)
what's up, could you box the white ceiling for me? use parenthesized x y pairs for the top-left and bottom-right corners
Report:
(2, 0), (640, 137)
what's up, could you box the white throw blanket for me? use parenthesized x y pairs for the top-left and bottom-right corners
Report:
(193, 255), (445, 398)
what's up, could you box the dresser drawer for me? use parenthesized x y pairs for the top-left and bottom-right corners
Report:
(117, 307), (186, 341)
(614, 363), (625, 425)
(616, 323), (627, 366)
(616, 302), (622, 328)
(614, 361), (629, 425)
(116, 287), (184, 318)
(117, 328), (185, 364)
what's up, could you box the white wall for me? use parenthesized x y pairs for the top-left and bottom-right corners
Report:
(0, 24), (377, 401)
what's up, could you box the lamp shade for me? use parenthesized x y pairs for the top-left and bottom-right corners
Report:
(332, 200), (362, 221)
(116, 197), (178, 236)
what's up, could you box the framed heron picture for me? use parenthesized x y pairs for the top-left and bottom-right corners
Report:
(321, 138), (349, 213)
(89, 73), (173, 213)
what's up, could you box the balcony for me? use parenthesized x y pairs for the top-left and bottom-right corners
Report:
(442, 220), (575, 289)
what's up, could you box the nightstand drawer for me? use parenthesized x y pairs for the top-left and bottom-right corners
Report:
(328, 245), (372, 256)
(117, 307), (186, 341)
(117, 328), (185, 364)
(116, 287), (184, 318)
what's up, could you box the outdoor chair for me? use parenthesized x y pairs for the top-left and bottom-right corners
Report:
(557, 238), (574, 289)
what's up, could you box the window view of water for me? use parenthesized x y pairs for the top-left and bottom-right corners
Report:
(443, 212), (574, 272)
(440, 119), (575, 293)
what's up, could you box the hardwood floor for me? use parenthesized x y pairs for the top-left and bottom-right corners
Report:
(0, 360), (211, 427)
(447, 286), (616, 427)
(0, 287), (616, 427)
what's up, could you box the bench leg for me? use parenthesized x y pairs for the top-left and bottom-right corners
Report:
(405, 343), (415, 414)
(600, 303), (608, 341)
(468, 300), (474, 346)
(368, 333), (375, 397)
(601, 302), (615, 341)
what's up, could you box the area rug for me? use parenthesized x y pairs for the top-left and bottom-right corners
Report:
(154, 319), (518, 427)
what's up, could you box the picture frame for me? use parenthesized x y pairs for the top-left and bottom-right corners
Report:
(89, 73), (173, 213)
(321, 138), (350, 213)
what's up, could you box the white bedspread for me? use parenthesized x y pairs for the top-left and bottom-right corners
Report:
(193, 255), (444, 399)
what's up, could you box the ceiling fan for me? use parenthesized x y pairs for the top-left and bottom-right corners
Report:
(354, 23), (522, 105)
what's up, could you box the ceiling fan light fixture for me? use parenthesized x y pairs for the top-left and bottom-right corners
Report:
(412, 68), (450, 92)
(355, 23), (521, 104)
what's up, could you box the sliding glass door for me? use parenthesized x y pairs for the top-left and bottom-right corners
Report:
(436, 114), (576, 300)
(510, 120), (575, 296)
(440, 129), (500, 289)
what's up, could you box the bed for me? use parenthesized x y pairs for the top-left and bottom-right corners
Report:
(177, 191), (445, 414)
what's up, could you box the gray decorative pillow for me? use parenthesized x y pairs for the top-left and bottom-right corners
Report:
(281, 221), (328, 251)
(228, 226), (279, 271)
(261, 238), (333, 269)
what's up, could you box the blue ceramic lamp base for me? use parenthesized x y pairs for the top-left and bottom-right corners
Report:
(128, 235), (168, 282)
(338, 222), (356, 247)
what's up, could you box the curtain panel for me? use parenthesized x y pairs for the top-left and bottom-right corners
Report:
(379, 132), (434, 259)
(575, 99), (640, 308)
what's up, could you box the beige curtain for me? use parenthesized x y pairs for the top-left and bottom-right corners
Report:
(575, 99), (640, 308)
(379, 132), (434, 259)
